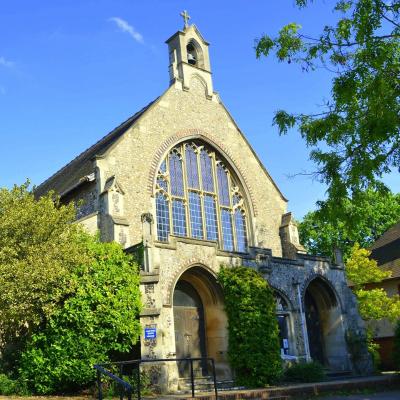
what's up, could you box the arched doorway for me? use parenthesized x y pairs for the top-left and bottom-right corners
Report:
(172, 266), (230, 379)
(304, 278), (348, 370)
(173, 280), (207, 376)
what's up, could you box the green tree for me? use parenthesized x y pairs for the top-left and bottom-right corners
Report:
(255, 0), (399, 203)
(346, 243), (400, 322)
(298, 189), (400, 259)
(19, 237), (142, 394)
(0, 182), (90, 343)
(218, 266), (282, 387)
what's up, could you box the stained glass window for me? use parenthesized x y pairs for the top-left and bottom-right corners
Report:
(189, 191), (203, 239)
(156, 193), (169, 241)
(157, 177), (168, 192)
(217, 164), (230, 206)
(172, 199), (186, 236)
(185, 146), (200, 189)
(200, 150), (214, 192)
(204, 194), (218, 241)
(155, 141), (248, 252)
(221, 209), (234, 251)
(235, 209), (247, 253)
(169, 152), (184, 196)
(159, 159), (167, 173)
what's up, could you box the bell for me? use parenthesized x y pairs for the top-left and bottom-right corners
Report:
(187, 53), (196, 65)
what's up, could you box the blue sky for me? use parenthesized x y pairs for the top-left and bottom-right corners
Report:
(0, 0), (397, 219)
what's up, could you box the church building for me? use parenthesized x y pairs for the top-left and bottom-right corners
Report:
(36, 14), (371, 389)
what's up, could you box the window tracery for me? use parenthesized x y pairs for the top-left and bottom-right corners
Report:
(155, 141), (249, 252)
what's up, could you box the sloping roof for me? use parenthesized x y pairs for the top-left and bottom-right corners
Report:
(379, 258), (400, 279)
(371, 221), (400, 250)
(35, 98), (157, 196)
(369, 221), (400, 269)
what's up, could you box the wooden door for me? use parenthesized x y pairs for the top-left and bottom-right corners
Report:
(173, 281), (207, 377)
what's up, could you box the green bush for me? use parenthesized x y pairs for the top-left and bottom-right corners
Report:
(0, 374), (16, 395)
(218, 266), (282, 387)
(0, 374), (29, 396)
(284, 361), (325, 383)
(19, 238), (142, 394)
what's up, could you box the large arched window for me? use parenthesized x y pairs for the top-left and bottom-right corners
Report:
(155, 141), (249, 252)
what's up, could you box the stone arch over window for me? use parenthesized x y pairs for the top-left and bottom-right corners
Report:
(155, 140), (250, 252)
(186, 39), (204, 68)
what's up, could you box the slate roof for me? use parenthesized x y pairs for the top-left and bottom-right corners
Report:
(35, 98), (157, 197)
(370, 221), (400, 278)
(371, 221), (400, 250)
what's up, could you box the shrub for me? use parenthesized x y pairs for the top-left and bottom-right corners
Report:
(0, 374), (16, 395)
(218, 266), (282, 387)
(284, 361), (325, 383)
(0, 374), (29, 396)
(19, 238), (142, 394)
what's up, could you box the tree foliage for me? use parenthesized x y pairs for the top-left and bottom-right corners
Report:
(346, 243), (400, 322)
(298, 188), (400, 259)
(19, 238), (142, 394)
(218, 266), (282, 387)
(0, 182), (142, 394)
(0, 182), (91, 342)
(255, 0), (399, 202)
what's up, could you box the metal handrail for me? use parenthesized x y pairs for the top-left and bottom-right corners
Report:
(93, 364), (133, 400)
(94, 357), (218, 400)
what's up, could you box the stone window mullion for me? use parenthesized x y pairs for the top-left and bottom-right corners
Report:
(213, 156), (223, 248)
(181, 144), (191, 237)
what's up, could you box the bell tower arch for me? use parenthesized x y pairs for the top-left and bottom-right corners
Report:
(166, 11), (214, 98)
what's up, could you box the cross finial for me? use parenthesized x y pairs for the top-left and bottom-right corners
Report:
(180, 10), (191, 29)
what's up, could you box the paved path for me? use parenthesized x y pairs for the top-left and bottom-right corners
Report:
(320, 390), (400, 400)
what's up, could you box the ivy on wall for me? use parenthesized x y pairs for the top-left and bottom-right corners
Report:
(218, 266), (282, 387)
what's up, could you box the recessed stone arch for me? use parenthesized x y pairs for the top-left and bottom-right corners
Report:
(303, 276), (349, 370)
(301, 273), (343, 311)
(165, 259), (218, 307)
(171, 263), (230, 379)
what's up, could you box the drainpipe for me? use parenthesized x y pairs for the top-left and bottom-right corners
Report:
(293, 279), (311, 362)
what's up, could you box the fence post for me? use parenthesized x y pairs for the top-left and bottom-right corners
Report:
(190, 359), (195, 398)
(211, 359), (218, 400)
(119, 364), (124, 400)
(97, 369), (103, 400)
(137, 363), (141, 400)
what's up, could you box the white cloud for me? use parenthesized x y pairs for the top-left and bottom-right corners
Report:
(109, 17), (144, 44)
(0, 57), (14, 68)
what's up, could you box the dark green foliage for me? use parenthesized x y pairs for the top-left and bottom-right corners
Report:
(218, 266), (282, 387)
(284, 361), (325, 383)
(298, 189), (400, 260)
(0, 374), (29, 395)
(19, 237), (142, 394)
(255, 0), (400, 206)
(392, 320), (400, 370)
(0, 374), (17, 395)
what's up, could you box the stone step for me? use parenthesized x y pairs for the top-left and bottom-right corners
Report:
(325, 369), (353, 381)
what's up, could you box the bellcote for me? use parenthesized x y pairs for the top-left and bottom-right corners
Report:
(166, 12), (214, 98)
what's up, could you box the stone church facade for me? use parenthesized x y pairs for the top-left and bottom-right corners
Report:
(36, 19), (370, 389)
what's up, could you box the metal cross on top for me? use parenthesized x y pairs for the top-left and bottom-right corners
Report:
(180, 10), (191, 28)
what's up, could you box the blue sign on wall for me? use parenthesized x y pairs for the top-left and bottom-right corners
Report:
(144, 328), (157, 339)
